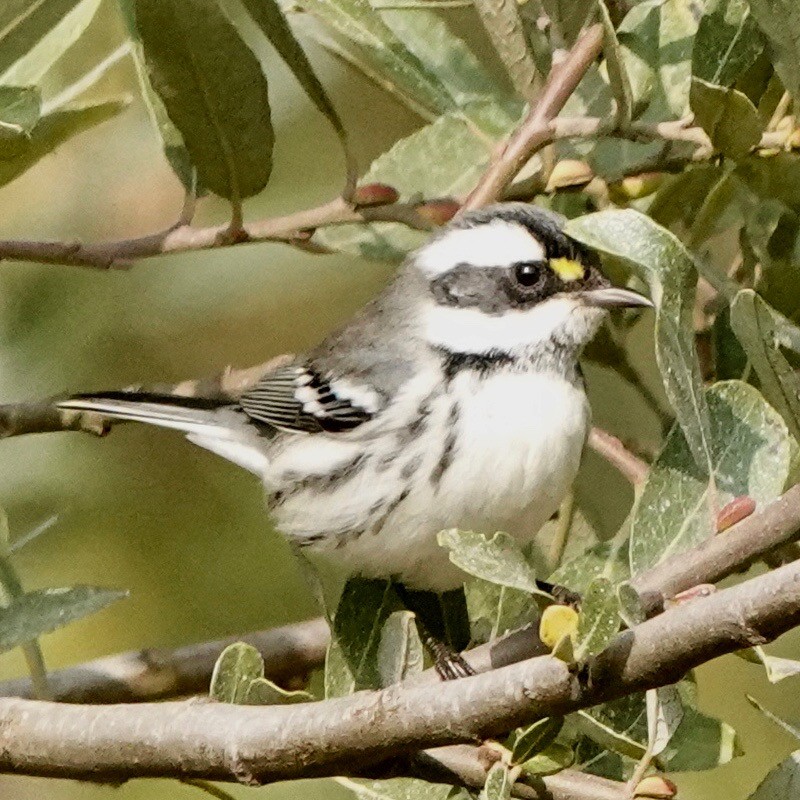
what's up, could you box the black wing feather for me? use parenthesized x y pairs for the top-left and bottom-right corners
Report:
(239, 364), (377, 434)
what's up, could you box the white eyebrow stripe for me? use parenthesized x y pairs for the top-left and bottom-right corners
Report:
(415, 220), (546, 276)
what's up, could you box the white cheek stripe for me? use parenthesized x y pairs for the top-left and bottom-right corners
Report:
(416, 221), (546, 277)
(424, 297), (593, 353)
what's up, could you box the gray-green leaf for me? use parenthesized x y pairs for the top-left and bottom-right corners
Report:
(739, 646), (800, 684)
(119, 0), (195, 190)
(749, 0), (800, 104)
(0, 100), (126, 189)
(295, 0), (457, 118)
(210, 641), (264, 703)
(749, 751), (800, 800)
(690, 78), (762, 159)
(518, 742), (574, 776)
(237, 0), (349, 153)
(437, 529), (547, 596)
(326, 577), (397, 696)
(0, 0), (101, 86)
(566, 209), (712, 473)
(511, 717), (564, 764)
(0, 585), (127, 654)
(377, 610), (423, 687)
(730, 289), (800, 443)
(134, 0), (273, 200)
(629, 381), (792, 574)
(574, 577), (620, 660)
(480, 762), (512, 800)
(692, 0), (764, 87)
(0, 86), (40, 138)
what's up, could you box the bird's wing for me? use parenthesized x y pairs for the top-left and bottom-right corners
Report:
(239, 363), (383, 434)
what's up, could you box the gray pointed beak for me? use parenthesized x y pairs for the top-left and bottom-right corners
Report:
(580, 287), (654, 309)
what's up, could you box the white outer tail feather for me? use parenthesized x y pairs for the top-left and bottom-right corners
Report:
(57, 397), (270, 475)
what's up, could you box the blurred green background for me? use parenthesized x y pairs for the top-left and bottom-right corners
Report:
(0, 3), (799, 799)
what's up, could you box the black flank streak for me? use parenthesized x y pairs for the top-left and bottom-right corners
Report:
(281, 453), (368, 497)
(370, 488), (411, 537)
(430, 404), (459, 488)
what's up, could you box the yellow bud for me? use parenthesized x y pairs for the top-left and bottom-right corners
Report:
(539, 605), (579, 650)
(634, 775), (678, 798)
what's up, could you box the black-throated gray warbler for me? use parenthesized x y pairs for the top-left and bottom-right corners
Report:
(60, 204), (651, 673)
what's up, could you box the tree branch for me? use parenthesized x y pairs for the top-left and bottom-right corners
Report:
(0, 618), (329, 704)
(587, 427), (649, 485)
(0, 197), (434, 270)
(463, 24), (605, 210)
(0, 560), (797, 784)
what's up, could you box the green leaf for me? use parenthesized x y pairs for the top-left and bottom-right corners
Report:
(664, 702), (742, 770)
(749, 0), (800, 103)
(630, 381), (792, 573)
(0, 0), (101, 86)
(574, 577), (620, 660)
(236, 0), (349, 152)
(377, 610), (423, 686)
(692, 0), (764, 87)
(119, 0), (195, 190)
(749, 751), (800, 800)
(690, 78), (762, 159)
(658, 0), (701, 116)
(574, 708), (647, 760)
(616, 581), (646, 627)
(0, 86), (40, 136)
(0, 585), (127, 653)
(511, 717), (564, 764)
(473, 0), (537, 99)
(380, 8), (502, 108)
(133, 0), (273, 200)
(739, 646), (800, 684)
(747, 695), (800, 741)
(210, 641), (263, 703)
(480, 762), (511, 800)
(730, 290), (800, 442)
(0, 100), (127, 188)
(210, 641), (312, 704)
(616, 0), (662, 116)
(326, 577), (397, 696)
(437, 529), (547, 596)
(549, 539), (630, 596)
(518, 742), (574, 776)
(647, 685), (684, 756)
(295, 0), (458, 117)
(466, 580), (538, 644)
(566, 209), (712, 473)
(317, 103), (521, 260)
(577, 681), (741, 771)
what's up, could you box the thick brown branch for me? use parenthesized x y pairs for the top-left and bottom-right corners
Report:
(0, 561), (797, 784)
(463, 24), (604, 209)
(0, 618), (328, 704)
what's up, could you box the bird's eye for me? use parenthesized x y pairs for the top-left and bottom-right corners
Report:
(514, 262), (542, 287)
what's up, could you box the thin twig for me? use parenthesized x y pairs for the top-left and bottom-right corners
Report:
(463, 24), (604, 209)
(588, 427), (649, 485)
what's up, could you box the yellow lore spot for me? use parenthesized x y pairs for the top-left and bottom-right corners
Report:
(549, 257), (585, 282)
(539, 604), (579, 650)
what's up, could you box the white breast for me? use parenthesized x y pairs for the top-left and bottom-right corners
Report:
(270, 367), (590, 591)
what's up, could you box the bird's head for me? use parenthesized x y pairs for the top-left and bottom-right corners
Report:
(411, 203), (651, 358)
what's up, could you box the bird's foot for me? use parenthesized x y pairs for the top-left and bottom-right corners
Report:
(430, 641), (476, 681)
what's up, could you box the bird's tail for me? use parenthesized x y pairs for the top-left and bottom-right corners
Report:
(57, 391), (269, 474)
(58, 391), (232, 436)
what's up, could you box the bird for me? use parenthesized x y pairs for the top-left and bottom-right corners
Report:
(59, 203), (652, 677)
